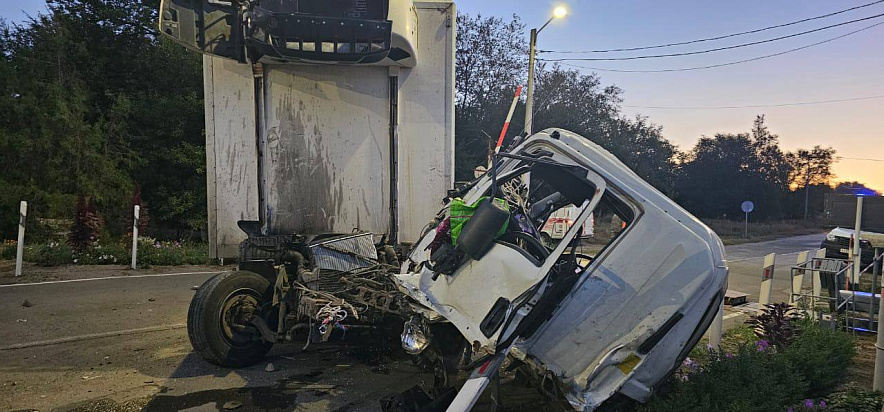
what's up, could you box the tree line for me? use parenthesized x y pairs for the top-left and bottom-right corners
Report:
(0, 3), (876, 239)
(455, 13), (877, 222)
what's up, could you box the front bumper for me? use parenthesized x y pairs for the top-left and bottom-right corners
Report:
(820, 239), (877, 266)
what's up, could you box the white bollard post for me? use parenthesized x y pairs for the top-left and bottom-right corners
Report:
(758, 253), (776, 310)
(131, 205), (140, 269)
(813, 248), (825, 298)
(15, 201), (27, 277)
(791, 251), (810, 305)
(852, 196), (864, 285)
(708, 298), (724, 348)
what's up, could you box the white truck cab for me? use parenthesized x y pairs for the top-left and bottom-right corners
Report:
(398, 129), (728, 410)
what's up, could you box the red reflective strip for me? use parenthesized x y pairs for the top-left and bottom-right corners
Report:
(478, 360), (491, 375)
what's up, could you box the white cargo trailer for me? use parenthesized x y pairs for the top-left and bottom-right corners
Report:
(180, 1), (455, 257)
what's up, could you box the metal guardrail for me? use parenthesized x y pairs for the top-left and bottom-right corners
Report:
(790, 250), (884, 333)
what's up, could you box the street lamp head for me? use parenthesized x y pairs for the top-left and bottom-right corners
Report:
(553, 6), (568, 19)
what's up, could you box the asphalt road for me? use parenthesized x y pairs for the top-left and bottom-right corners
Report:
(0, 271), (438, 411)
(0, 234), (827, 411)
(725, 233), (827, 303)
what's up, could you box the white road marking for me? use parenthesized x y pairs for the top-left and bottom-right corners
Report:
(728, 251), (802, 263)
(0, 323), (187, 351)
(0, 271), (223, 288)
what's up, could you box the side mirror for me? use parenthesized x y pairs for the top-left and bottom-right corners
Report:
(457, 199), (510, 260)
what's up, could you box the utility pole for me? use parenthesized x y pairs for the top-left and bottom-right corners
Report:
(804, 164), (811, 220)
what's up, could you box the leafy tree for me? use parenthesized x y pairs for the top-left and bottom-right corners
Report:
(788, 145), (836, 219)
(455, 13), (527, 179)
(68, 194), (102, 251)
(454, 13), (679, 195)
(0, 0), (204, 239)
(677, 133), (773, 219)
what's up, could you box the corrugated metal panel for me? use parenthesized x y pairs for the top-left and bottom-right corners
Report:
(396, 2), (456, 243)
(204, 56), (260, 258)
(309, 233), (378, 272)
(262, 65), (391, 235)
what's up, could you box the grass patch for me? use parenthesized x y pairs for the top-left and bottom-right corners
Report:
(703, 219), (827, 245)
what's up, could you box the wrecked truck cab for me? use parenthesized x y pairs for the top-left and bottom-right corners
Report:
(396, 128), (728, 410)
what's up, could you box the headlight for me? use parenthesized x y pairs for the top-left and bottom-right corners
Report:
(826, 233), (836, 242)
(401, 317), (430, 355)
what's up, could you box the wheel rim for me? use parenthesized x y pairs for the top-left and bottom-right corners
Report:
(219, 288), (262, 346)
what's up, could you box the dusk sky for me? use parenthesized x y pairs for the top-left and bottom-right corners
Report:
(3, 0), (882, 191)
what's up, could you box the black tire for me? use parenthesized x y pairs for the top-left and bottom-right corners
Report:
(540, 233), (554, 249)
(187, 271), (274, 367)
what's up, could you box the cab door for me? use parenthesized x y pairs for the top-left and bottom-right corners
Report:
(413, 157), (608, 348)
(159, 0), (244, 61)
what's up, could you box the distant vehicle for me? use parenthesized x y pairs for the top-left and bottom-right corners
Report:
(540, 206), (593, 245)
(821, 227), (880, 266)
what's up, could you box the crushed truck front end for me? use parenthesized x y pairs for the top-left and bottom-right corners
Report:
(396, 128), (727, 410)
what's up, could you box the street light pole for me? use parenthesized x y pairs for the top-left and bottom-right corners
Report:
(524, 27), (538, 135)
(524, 7), (567, 135)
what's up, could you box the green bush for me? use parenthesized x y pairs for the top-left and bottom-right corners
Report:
(0, 240), (16, 260)
(644, 322), (858, 412)
(76, 243), (128, 265)
(136, 238), (208, 266)
(783, 325), (855, 396)
(641, 346), (808, 412)
(6, 239), (208, 267)
(825, 386), (884, 412)
(26, 243), (74, 266)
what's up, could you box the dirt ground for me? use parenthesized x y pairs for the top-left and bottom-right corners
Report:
(847, 332), (877, 390)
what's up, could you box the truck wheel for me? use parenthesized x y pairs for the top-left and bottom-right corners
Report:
(541, 233), (554, 249)
(187, 271), (274, 367)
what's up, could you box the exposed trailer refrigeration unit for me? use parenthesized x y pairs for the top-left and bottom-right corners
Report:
(161, 0), (455, 257)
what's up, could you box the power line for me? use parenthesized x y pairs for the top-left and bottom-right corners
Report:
(622, 94), (884, 110)
(838, 157), (884, 162)
(540, 12), (884, 61)
(539, 0), (884, 54)
(545, 21), (884, 73)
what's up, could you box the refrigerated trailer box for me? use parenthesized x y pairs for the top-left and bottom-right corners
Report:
(199, 2), (455, 258)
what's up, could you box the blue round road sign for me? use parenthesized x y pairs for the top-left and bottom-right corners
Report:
(741, 201), (754, 213)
